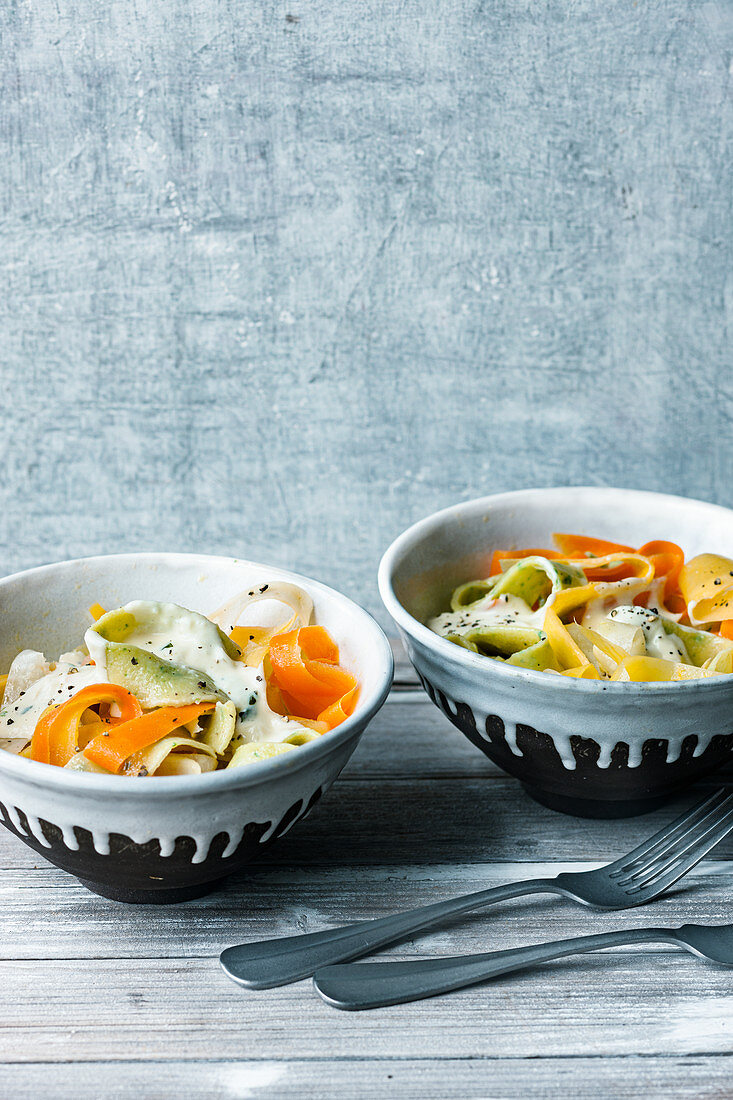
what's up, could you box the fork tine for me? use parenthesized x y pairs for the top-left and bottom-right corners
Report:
(617, 799), (733, 886)
(622, 807), (733, 895)
(607, 788), (731, 876)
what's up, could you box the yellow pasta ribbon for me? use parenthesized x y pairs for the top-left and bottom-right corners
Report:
(679, 554), (733, 624)
(567, 623), (628, 676)
(611, 656), (724, 682)
(543, 555), (657, 673)
(543, 608), (591, 669)
(561, 664), (601, 679)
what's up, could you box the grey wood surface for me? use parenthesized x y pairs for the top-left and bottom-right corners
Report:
(0, 655), (731, 1098)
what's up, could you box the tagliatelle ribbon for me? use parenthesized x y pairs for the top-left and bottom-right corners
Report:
(543, 556), (656, 675)
(438, 535), (733, 682)
(610, 656), (724, 682)
(205, 582), (314, 662)
(543, 608), (591, 670)
(230, 625), (276, 667)
(680, 554), (733, 625)
(560, 665), (600, 679)
(488, 549), (560, 577)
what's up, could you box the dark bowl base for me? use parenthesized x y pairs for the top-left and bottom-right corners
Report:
(0, 786), (325, 904)
(76, 876), (223, 904)
(522, 784), (673, 819)
(416, 674), (733, 818)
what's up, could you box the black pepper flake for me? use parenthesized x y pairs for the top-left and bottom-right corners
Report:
(260, 584), (269, 593)
(249, 694), (257, 706)
(18, 691), (24, 697)
(131, 657), (138, 666)
(198, 681), (207, 689)
(138, 767), (149, 777)
(714, 578), (722, 586)
(6, 719), (13, 726)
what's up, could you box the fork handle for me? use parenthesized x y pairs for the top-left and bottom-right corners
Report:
(220, 878), (554, 988)
(314, 926), (677, 1010)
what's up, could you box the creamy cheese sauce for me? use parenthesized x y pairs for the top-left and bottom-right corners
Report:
(85, 601), (304, 744)
(604, 605), (690, 663)
(429, 593), (547, 637)
(431, 589), (692, 668)
(584, 600), (690, 662)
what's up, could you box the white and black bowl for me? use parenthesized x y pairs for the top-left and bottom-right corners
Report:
(379, 487), (733, 818)
(0, 553), (393, 902)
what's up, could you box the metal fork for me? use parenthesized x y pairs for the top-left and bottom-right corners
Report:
(220, 787), (733, 989)
(314, 921), (733, 1010)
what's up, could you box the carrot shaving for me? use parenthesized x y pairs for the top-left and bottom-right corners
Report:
(317, 685), (359, 730)
(553, 534), (636, 557)
(267, 626), (357, 726)
(84, 703), (215, 774)
(30, 684), (142, 767)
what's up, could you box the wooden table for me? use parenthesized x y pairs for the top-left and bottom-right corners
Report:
(1, 649), (731, 1098)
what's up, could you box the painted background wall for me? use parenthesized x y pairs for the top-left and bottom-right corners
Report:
(1, 0), (731, 621)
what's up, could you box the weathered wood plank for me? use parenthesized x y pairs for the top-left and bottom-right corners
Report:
(0, 861), (731, 961)
(0, 954), (731, 1062)
(340, 694), (501, 779)
(2, 1056), (732, 1100)
(1, 679), (731, 1086)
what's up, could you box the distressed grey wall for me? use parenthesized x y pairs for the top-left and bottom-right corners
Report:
(1, 0), (731, 621)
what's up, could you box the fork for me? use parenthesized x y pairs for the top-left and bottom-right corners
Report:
(220, 787), (733, 989)
(314, 921), (733, 1010)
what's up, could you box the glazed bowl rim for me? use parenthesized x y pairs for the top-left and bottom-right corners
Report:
(0, 552), (394, 797)
(378, 485), (733, 698)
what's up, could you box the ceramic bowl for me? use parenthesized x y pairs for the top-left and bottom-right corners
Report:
(379, 487), (733, 818)
(0, 553), (393, 902)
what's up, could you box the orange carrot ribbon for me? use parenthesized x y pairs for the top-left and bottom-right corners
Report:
(267, 626), (358, 730)
(30, 684), (142, 767)
(83, 703), (215, 774)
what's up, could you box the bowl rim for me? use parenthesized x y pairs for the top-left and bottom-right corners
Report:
(0, 552), (394, 796)
(378, 485), (733, 697)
